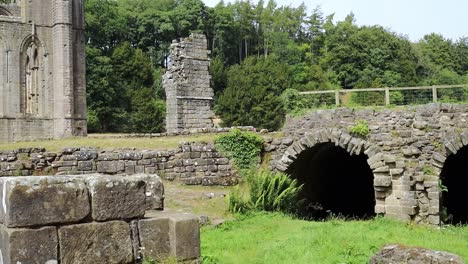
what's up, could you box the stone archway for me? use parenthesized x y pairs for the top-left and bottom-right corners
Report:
(275, 128), (397, 219)
(433, 131), (468, 224)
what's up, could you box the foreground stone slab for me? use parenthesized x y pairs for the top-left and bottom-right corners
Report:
(370, 244), (464, 264)
(0, 226), (58, 264)
(137, 217), (172, 261)
(87, 175), (146, 221)
(0, 176), (90, 227)
(59, 221), (133, 264)
(142, 211), (200, 261)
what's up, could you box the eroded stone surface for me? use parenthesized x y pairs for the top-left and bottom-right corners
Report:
(0, 176), (90, 227)
(370, 244), (464, 264)
(0, 0), (87, 143)
(133, 173), (165, 210)
(59, 221), (133, 264)
(144, 211), (200, 261)
(87, 175), (146, 221)
(0, 226), (58, 264)
(137, 217), (172, 261)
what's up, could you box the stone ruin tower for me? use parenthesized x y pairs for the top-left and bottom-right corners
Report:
(164, 33), (214, 133)
(0, 0), (86, 143)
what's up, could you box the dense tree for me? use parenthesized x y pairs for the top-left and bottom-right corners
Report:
(83, 0), (467, 132)
(215, 56), (291, 130)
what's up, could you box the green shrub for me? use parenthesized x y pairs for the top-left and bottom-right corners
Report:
(228, 170), (303, 214)
(215, 56), (290, 131)
(215, 129), (264, 170)
(348, 120), (370, 137)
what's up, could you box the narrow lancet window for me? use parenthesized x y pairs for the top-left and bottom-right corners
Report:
(24, 42), (39, 115)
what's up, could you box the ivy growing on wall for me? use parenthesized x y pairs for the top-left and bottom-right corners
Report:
(215, 129), (264, 170)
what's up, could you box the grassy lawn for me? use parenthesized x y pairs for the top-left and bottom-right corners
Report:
(0, 133), (224, 152)
(0, 132), (283, 152)
(201, 213), (468, 264)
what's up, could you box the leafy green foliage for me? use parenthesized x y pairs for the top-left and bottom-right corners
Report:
(348, 120), (370, 137)
(228, 170), (303, 214)
(215, 56), (290, 131)
(83, 0), (468, 132)
(215, 129), (264, 170)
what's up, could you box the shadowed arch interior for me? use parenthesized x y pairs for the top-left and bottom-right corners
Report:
(287, 142), (375, 219)
(440, 145), (468, 224)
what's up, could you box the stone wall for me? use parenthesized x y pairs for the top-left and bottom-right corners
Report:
(0, 0), (87, 143)
(265, 103), (468, 224)
(0, 174), (200, 263)
(0, 142), (238, 186)
(164, 33), (214, 133)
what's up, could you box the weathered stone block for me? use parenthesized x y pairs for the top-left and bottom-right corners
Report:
(374, 177), (392, 187)
(59, 221), (133, 264)
(137, 217), (172, 261)
(143, 211), (200, 261)
(0, 176), (90, 227)
(97, 160), (125, 174)
(0, 226), (58, 264)
(133, 173), (165, 210)
(87, 175), (146, 221)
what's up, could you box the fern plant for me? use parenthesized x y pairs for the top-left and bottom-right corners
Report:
(228, 170), (303, 214)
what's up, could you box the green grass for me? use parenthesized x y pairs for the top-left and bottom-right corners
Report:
(0, 132), (284, 152)
(201, 212), (468, 264)
(0, 133), (224, 152)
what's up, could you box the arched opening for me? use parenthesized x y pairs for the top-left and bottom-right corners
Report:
(287, 142), (376, 219)
(440, 145), (468, 224)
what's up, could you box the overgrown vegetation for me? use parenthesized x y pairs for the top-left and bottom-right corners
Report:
(83, 0), (468, 133)
(348, 120), (370, 137)
(215, 129), (264, 170)
(228, 170), (302, 214)
(201, 213), (468, 263)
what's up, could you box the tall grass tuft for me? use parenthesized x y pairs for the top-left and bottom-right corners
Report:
(228, 170), (302, 214)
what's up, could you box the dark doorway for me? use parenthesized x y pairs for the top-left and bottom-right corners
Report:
(440, 145), (468, 225)
(287, 143), (375, 219)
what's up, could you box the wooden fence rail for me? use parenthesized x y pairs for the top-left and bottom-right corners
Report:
(298, 84), (468, 107)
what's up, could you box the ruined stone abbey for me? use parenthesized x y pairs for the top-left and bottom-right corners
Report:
(0, 0), (87, 143)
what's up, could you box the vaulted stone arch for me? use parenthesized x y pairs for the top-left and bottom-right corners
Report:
(275, 128), (402, 218)
(432, 130), (468, 224)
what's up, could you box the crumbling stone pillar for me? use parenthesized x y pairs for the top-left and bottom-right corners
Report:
(164, 33), (215, 133)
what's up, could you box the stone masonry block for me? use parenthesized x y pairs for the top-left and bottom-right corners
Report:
(143, 211), (200, 261)
(97, 160), (125, 174)
(87, 175), (146, 221)
(0, 226), (58, 264)
(137, 217), (172, 261)
(0, 176), (90, 227)
(133, 173), (165, 210)
(59, 221), (133, 264)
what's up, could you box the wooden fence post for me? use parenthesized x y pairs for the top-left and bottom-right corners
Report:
(385, 87), (390, 105)
(335, 90), (340, 107)
(432, 86), (438, 102)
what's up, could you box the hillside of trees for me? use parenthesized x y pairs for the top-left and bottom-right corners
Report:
(84, 0), (468, 132)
